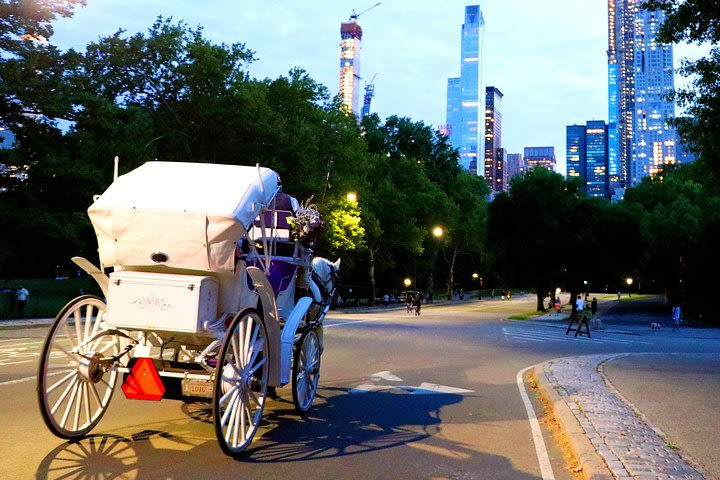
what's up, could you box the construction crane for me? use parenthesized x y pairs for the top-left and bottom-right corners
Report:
(349, 2), (381, 22)
(362, 74), (377, 117)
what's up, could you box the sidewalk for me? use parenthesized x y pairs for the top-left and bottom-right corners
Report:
(536, 354), (704, 479)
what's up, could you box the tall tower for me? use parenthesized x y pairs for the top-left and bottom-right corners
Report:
(340, 21), (363, 117)
(484, 86), (504, 191)
(446, 5), (484, 174)
(566, 122), (610, 198)
(608, 0), (675, 191)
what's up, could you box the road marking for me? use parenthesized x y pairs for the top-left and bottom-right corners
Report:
(502, 327), (651, 345)
(371, 371), (403, 382)
(0, 370), (66, 387)
(350, 371), (475, 396)
(324, 319), (379, 328)
(517, 365), (555, 480)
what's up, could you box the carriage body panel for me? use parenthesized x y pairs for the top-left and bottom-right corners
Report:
(107, 271), (218, 334)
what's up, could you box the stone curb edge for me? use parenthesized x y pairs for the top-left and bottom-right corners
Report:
(533, 362), (614, 480)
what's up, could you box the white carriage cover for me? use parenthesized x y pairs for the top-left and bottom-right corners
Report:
(88, 161), (280, 272)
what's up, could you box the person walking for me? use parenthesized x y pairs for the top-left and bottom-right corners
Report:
(590, 297), (598, 316)
(575, 294), (585, 318)
(406, 293), (414, 314)
(413, 292), (424, 316)
(16, 286), (29, 318)
(672, 305), (682, 331)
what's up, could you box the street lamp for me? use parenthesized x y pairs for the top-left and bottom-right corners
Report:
(346, 192), (357, 203)
(626, 277), (633, 298)
(432, 226), (444, 238)
(404, 278), (412, 287)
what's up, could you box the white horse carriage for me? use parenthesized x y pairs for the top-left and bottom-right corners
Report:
(36, 161), (339, 455)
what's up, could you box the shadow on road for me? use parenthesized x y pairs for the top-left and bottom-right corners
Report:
(36, 386), (543, 479)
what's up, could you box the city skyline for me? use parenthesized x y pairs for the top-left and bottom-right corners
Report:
(48, 1), (705, 175)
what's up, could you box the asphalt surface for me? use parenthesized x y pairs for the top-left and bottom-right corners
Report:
(1, 294), (719, 479)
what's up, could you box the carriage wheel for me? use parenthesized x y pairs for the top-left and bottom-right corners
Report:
(37, 295), (122, 439)
(292, 327), (321, 414)
(213, 310), (269, 455)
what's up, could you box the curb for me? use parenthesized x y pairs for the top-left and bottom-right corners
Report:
(534, 362), (614, 480)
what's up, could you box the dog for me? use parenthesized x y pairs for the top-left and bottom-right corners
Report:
(650, 322), (662, 330)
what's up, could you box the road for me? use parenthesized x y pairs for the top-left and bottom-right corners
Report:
(1, 295), (718, 479)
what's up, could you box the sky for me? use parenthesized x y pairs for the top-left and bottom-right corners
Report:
(50, 0), (705, 175)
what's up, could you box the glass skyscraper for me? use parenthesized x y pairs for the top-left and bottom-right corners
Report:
(524, 147), (556, 172)
(484, 86), (503, 191)
(608, 1), (675, 191)
(566, 121), (610, 198)
(446, 5), (484, 174)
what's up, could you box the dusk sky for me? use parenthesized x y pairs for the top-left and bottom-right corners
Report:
(51, 1), (704, 174)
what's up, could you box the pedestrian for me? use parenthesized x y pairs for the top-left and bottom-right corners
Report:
(554, 297), (561, 315)
(575, 294), (585, 318)
(459, 288), (464, 300)
(506, 290), (511, 300)
(16, 286), (29, 318)
(617, 291), (621, 301)
(406, 293), (414, 314)
(382, 294), (389, 307)
(590, 297), (598, 316)
(414, 292), (424, 316)
(672, 305), (682, 331)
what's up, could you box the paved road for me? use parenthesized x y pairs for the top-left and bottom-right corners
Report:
(1, 295), (718, 479)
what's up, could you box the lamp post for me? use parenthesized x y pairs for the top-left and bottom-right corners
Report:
(626, 277), (633, 298)
(428, 226), (444, 302)
(472, 272), (482, 299)
(346, 192), (357, 203)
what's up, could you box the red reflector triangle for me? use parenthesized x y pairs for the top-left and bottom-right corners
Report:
(122, 357), (165, 401)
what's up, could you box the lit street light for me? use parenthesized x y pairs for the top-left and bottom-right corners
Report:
(404, 278), (412, 287)
(432, 226), (444, 238)
(346, 192), (357, 203)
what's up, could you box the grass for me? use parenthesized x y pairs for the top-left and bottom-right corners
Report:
(509, 310), (546, 320)
(0, 277), (102, 319)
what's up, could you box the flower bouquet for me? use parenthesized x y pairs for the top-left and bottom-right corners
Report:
(288, 197), (324, 245)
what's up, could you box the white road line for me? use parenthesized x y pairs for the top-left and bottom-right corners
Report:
(0, 370), (65, 387)
(0, 359), (34, 366)
(0, 341), (44, 349)
(517, 365), (555, 480)
(324, 319), (378, 328)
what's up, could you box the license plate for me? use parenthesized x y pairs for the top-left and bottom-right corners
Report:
(181, 379), (214, 398)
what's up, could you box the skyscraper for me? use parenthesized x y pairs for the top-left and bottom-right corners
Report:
(445, 5), (484, 174)
(566, 121), (610, 198)
(484, 86), (503, 191)
(566, 124), (587, 182)
(504, 153), (524, 189)
(608, 1), (676, 192)
(340, 21), (363, 117)
(586, 121), (610, 198)
(524, 147), (556, 171)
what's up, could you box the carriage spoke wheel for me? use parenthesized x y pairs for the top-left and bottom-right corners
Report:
(37, 295), (122, 439)
(213, 310), (269, 455)
(292, 328), (320, 414)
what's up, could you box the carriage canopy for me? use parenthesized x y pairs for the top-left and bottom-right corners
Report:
(88, 161), (281, 272)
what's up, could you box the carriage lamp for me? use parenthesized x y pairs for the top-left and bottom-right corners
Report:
(404, 278), (412, 287)
(432, 226), (444, 238)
